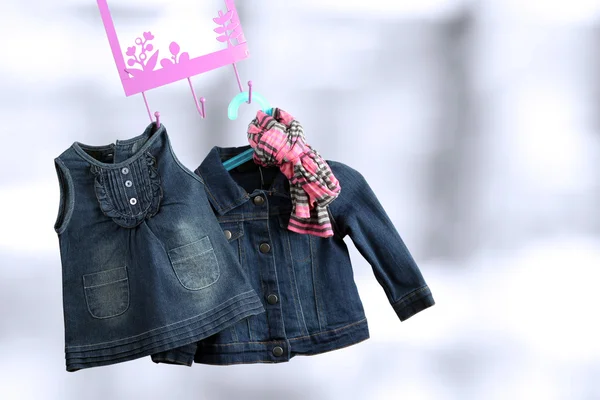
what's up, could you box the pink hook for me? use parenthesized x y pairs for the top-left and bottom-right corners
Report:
(231, 63), (252, 103)
(130, 70), (161, 126)
(140, 91), (155, 122)
(187, 77), (206, 118)
(248, 80), (253, 104)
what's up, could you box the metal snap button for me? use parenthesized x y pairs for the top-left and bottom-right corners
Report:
(259, 243), (271, 253)
(121, 167), (129, 174)
(253, 196), (265, 206)
(125, 180), (133, 187)
(272, 346), (284, 357)
(129, 197), (137, 205)
(267, 294), (278, 305)
(224, 230), (232, 240)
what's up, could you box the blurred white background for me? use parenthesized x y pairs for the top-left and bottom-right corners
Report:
(1, 0), (599, 399)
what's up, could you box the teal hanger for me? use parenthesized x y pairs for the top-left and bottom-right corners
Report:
(225, 88), (272, 171)
(222, 147), (255, 170)
(227, 91), (271, 120)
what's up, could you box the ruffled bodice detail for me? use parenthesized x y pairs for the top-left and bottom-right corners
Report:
(90, 152), (162, 228)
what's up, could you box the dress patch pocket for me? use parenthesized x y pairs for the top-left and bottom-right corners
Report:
(168, 236), (220, 290)
(83, 266), (130, 319)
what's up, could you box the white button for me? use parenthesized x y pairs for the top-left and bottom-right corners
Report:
(125, 180), (133, 187)
(121, 167), (129, 174)
(129, 197), (137, 205)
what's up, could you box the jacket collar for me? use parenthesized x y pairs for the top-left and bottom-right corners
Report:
(196, 146), (288, 215)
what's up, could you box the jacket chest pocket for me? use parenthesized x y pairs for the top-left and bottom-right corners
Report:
(168, 236), (220, 291)
(83, 266), (130, 319)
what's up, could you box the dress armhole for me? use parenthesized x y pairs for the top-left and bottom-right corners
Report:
(54, 158), (74, 234)
(164, 133), (205, 185)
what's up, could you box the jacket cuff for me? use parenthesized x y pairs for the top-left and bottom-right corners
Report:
(392, 285), (435, 321)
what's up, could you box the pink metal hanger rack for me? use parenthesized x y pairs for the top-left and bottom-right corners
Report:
(97, 0), (259, 126)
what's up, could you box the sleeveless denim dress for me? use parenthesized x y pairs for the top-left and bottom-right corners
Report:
(53, 123), (264, 372)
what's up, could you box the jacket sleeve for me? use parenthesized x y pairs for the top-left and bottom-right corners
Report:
(327, 161), (435, 321)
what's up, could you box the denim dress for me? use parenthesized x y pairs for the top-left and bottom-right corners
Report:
(53, 124), (264, 371)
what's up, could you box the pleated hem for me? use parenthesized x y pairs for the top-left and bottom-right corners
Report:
(65, 290), (265, 371)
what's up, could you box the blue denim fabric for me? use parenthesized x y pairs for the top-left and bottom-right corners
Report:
(152, 145), (434, 366)
(53, 125), (264, 372)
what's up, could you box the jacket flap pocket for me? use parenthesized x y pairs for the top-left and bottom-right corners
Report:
(83, 266), (128, 288)
(219, 221), (244, 242)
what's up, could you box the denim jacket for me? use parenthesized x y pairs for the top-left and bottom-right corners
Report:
(152, 145), (434, 366)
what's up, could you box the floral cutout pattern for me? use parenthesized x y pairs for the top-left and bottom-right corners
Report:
(160, 42), (190, 68)
(125, 32), (160, 76)
(123, 6), (244, 77)
(213, 8), (243, 47)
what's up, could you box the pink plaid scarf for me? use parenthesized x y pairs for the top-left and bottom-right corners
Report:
(247, 108), (341, 238)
